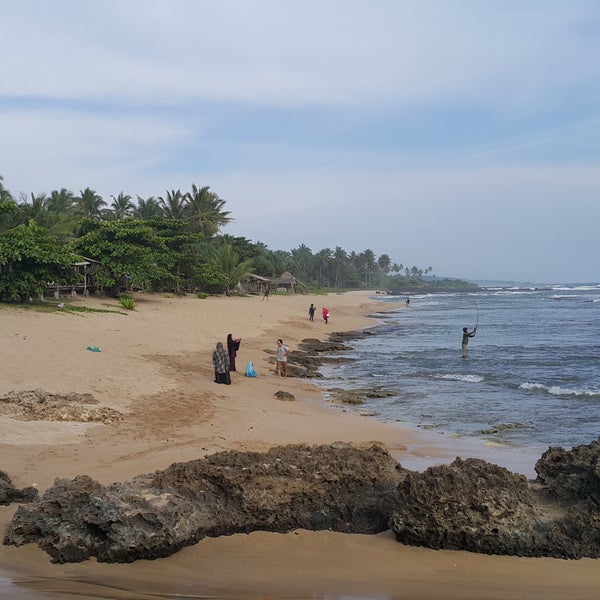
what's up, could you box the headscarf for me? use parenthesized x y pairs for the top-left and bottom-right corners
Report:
(213, 341), (230, 373)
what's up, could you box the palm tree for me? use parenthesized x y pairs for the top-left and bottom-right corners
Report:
(217, 244), (254, 295)
(290, 244), (313, 282)
(184, 184), (232, 237)
(134, 196), (163, 219)
(359, 249), (376, 287)
(377, 253), (392, 287)
(75, 188), (106, 218)
(0, 175), (14, 203)
(109, 192), (134, 220)
(158, 189), (186, 220)
(18, 192), (50, 226)
(47, 188), (75, 214)
(315, 247), (332, 284)
(333, 246), (347, 287)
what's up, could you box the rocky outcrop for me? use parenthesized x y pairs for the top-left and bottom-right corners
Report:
(534, 439), (600, 504)
(389, 441), (600, 559)
(389, 458), (547, 556)
(0, 471), (38, 506)
(0, 389), (122, 424)
(6, 439), (600, 563)
(264, 337), (356, 378)
(4, 443), (404, 563)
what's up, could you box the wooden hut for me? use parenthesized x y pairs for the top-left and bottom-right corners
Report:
(240, 274), (271, 295)
(271, 271), (306, 293)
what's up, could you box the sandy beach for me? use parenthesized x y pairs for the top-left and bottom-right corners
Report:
(1, 290), (599, 599)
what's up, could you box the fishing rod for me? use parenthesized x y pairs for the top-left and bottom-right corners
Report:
(475, 302), (480, 331)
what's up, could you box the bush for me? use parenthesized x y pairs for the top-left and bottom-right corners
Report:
(196, 292), (209, 299)
(118, 294), (136, 311)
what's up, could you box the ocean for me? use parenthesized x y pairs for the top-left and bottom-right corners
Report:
(317, 284), (600, 476)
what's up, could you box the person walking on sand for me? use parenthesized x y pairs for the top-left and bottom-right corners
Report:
(262, 287), (269, 301)
(461, 326), (477, 359)
(276, 338), (289, 377)
(213, 341), (231, 384)
(322, 307), (330, 324)
(308, 303), (316, 321)
(226, 333), (241, 371)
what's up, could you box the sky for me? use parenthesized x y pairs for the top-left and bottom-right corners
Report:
(2, 0), (600, 284)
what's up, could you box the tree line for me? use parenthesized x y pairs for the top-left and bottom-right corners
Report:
(0, 175), (436, 302)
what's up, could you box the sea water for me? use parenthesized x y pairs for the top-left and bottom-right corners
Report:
(317, 284), (600, 470)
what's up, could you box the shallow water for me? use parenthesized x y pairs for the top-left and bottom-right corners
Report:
(318, 284), (600, 463)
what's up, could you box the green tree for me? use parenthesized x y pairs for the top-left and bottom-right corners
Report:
(290, 244), (313, 282)
(75, 188), (106, 218)
(333, 246), (348, 287)
(158, 189), (186, 220)
(134, 196), (163, 219)
(18, 192), (50, 227)
(110, 192), (134, 220)
(0, 221), (79, 302)
(217, 244), (254, 296)
(72, 219), (173, 295)
(359, 249), (376, 287)
(184, 184), (232, 237)
(47, 188), (75, 214)
(315, 247), (333, 285)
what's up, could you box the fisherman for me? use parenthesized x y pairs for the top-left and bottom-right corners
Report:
(461, 326), (477, 358)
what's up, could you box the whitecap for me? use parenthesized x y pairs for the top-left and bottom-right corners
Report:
(437, 374), (484, 383)
(547, 386), (600, 397)
(520, 382), (547, 391)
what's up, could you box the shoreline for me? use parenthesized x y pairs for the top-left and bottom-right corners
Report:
(1, 290), (599, 599)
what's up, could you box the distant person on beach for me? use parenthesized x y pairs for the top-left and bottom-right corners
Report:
(406, 297), (410, 306)
(262, 288), (269, 301)
(461, 326), (477, 358)
(213, 341), (231, 384)
(308, 303), (316, 321)
(227, 333), (241, 371)
(322, 307), (330, 324)
(276, 338), (289, 377)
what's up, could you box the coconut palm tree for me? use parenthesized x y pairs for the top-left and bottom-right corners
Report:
(47, 188), (75, 214)
(134, 196), (163, 219)
(75, 188), (106, 218)
(158, 189), (187, 220)
(217, 243), (254, 295)
(333, 246), (347, 288)
(110, 192), (134, 220)
(18, 192), (50, 226)
(184, 184), (232, 237)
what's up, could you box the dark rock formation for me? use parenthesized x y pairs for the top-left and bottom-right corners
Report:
(389, 442), (600, 559)
(389, 458), (547, 556)
(534, 438), (600, 504)
(264, 336), (356, 378)
(4, 443), (404, 563)
(6, 438), (600, 564)
(0, 471), (38, 506)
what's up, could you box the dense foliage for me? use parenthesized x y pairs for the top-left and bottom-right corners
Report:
(0, 175), (475, 301)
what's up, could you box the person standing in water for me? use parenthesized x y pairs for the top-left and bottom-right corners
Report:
(461, 326), (477, 358)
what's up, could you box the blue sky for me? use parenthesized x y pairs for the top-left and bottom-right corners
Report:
(2, 0), (600, 283)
